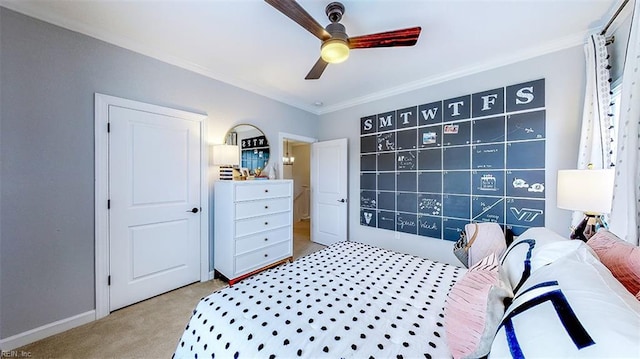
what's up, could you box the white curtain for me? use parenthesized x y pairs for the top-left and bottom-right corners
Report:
(577, 34), (614, 171)
(610, 0), (640, 246)
(573, 34), (615, 227)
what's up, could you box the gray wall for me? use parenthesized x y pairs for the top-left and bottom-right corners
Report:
(0, 8), (318, 339)
(319, 46), (586, 265)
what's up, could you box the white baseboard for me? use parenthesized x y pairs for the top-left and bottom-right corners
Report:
(0, 310), (95, 351)
(208, 270), (215, 280)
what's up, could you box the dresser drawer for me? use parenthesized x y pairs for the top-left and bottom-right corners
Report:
(235, 212), (290, 238)
(235, 182), (291, 201)
(235, 226), (291, 254)
(215, 179), (293, 285)
(235, 197), (291, 220)
(235, 241), (291, 275)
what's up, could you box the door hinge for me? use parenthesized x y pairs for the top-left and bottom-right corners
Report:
(107, 199), (111, 209)
(108, 275), (111, 286)
(107, 122), (111, 133)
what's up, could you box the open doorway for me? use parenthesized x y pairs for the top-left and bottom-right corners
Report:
(279, 133), (326, 259)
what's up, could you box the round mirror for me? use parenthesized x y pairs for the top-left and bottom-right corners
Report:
(225, 124), (270, 176)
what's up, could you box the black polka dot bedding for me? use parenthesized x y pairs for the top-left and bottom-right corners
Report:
(173, 241), (463, 358)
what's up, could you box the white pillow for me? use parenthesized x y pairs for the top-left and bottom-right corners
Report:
(466, 222), (507, 268)
(530, 240), (597, 268)
(490, 244), (640, 358)
(499, 227), (569, 292)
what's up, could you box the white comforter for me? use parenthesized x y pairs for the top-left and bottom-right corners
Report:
(174, 241), (463, 358)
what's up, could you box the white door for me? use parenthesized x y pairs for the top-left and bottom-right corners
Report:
(109, 105), (201, 311)
(311, 138), (348, 245)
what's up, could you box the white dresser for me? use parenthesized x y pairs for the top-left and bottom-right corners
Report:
(214, 180), (293, 285)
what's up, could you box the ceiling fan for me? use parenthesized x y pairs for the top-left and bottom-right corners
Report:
(264, 0), (421, 80)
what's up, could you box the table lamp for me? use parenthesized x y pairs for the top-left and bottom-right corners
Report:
(212, 144), (239, 180)
(557, 169), (615, 241)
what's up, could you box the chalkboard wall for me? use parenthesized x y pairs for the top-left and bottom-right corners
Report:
(360, 79), (546, 241)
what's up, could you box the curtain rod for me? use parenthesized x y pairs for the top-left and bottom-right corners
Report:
(601, 0), (630, 35)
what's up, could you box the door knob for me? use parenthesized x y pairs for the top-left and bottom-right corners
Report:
(337, 199), (346, 203)
(187, 207), (199, 213)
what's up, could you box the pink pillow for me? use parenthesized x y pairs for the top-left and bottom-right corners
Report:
(587, 230), (640, 298)
(444, 253), (512, 359)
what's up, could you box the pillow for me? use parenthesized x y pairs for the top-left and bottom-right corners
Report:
(530, 240), (596, 269)
(490, 244), (640, 358)
(499, 227), (569, 292)
(587, 229), (640, 299)
(445, 253), (513, 359)
(466, 222), (507, 268)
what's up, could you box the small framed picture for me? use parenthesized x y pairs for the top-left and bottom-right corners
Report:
(241, 168), (250, 178)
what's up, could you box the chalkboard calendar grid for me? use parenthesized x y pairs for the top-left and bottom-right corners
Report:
(360, 79), (546, 241)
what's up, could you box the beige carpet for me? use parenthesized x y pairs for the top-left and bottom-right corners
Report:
(15, 279), (228, 359)
(293, 220), (326, 259)
(14, 222), (324, 359)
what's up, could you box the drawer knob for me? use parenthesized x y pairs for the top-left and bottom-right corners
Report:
(264, 254), (268, 258)
(265, 205), (269, 209)
(264, 189), (269, 193)
(264, 222), (269, 225)
(264, 238), (269, 241)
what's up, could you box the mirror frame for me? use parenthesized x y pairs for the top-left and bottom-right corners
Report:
(225, 124), (270, 176)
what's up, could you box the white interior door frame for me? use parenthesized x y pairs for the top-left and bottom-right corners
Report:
(94, 93), (209, 319)
(277, 132), (317, 179)
(311, 138), (348, 245)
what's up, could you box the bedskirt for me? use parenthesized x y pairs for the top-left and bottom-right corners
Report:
(174, 241), (464, 358)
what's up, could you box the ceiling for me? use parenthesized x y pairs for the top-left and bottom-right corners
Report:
(1, 0), (621, 114)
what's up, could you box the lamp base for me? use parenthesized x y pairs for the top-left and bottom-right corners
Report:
(219, 166), (234, 181)
(570, 214), (607, 242)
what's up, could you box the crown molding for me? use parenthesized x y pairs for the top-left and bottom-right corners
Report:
(316, 30), (592, 115)
(0, 1), (319, 114)
(1, 2), (596, 116)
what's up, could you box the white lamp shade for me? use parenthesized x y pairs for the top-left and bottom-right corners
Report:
(212, 144), (239, 166)
(557, 169), (615, 214)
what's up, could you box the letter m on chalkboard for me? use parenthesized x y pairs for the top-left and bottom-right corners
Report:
(378, 111), (395, 131)
(379, 115), (393, 129)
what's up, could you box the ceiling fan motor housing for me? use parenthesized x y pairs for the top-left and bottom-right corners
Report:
(326, 2), (345, 23)
(325, 22), (348, 41)
(321, 22), (349, 63)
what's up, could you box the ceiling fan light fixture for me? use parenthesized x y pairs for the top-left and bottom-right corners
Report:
(265, 0), (421, 79)
(321, 39), (349, 63)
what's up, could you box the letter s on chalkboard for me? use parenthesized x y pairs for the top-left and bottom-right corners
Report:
(516, 86), (534, 104)
(363, 118), (373, 131)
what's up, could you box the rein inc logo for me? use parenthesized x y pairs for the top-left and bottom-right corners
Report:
(1, 350), (32, 358)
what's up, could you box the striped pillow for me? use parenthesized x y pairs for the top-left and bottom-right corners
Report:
(490, 244), (640, 358)
(444, 253), (512, 359)
(499, 227), (569, 293)
(587, 230), (640, 299)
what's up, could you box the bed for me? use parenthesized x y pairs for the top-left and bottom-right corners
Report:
(173, 241), (464, 358)
(174, 229), (640, 359)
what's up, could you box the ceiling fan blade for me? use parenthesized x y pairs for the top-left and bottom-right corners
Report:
(265, 0), (331, 41)
(305, 58), (329, 80)
(348, 26), (421, 49)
